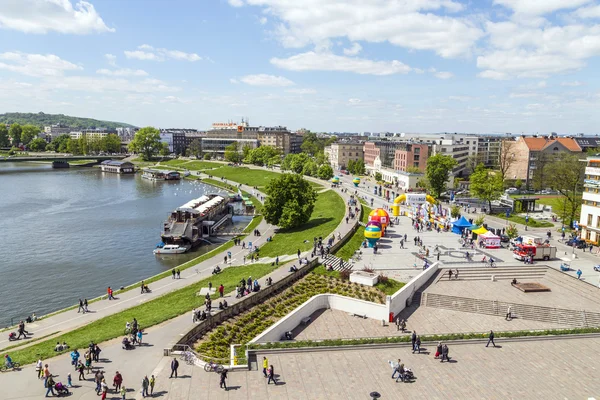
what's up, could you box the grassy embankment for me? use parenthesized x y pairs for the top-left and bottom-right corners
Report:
(0, 263), (280, 366)
(497, 213), (554, 228)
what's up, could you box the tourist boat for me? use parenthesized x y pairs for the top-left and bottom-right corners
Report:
(153, 244), (188, 254)
(142, 169), (181, 181)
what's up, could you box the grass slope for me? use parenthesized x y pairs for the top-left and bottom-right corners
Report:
(258, 190), (345, 257)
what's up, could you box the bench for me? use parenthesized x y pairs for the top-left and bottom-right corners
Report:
(351, 313), (367, 319)
(301, 317), (311, 325)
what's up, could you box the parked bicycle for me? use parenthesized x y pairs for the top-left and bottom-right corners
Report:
(180, 351), (196, 365)
(204, 361), (224, 373)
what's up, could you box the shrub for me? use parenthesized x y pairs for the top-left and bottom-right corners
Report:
(362, 267), (374, 273)
(339, 270), (351, 281)
(377, 274), (389, 283)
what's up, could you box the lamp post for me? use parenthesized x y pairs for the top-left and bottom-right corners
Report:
(525, 212), (529, 231)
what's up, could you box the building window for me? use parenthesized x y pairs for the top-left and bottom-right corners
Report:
(588, 214), (593, 226)
(597, 216), (600, 228)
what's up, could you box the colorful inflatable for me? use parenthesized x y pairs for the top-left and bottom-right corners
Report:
(364, 223), (382, 247)
(352, 177), (360, 187)
(368, 208), (390, 231)
(331, 176), (340, 185)
(391, 193), (436, 216)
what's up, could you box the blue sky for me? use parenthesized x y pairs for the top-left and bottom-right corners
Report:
(1, 0), (600, 133)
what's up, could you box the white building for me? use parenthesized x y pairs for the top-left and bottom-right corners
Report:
(70, 130), (109, 140)
(580, 157), (600, 243)
(159, 132), (174, 152)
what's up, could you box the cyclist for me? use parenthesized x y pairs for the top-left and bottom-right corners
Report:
(4, 354), (13, 369)
(489, 257), (495, 267)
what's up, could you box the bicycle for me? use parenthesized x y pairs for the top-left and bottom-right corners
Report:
(180, 351), (195, 365)
(0, 362), (20, 372)
(486, 259), (496, 268)
(204, 361), (224, 373)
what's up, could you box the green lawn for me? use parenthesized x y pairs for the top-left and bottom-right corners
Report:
(375, 278), (406, 295)
(334, 204), (371, 261)
(206, 166), (322, 190)
(258, 190), (345, 257)
(497, 213), (554, 228)
(161, 159), (222, 170)
(1, 263), (280, 366)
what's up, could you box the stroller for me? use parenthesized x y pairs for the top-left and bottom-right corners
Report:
(55, 382), (70, 396)
(122, 337), (135, 350)
(398, 367), (415, 382)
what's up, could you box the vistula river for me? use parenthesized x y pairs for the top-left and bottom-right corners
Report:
(0, 162), (249, 327)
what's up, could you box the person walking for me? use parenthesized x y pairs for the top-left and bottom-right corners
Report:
(486, 330), (497, 347)
(77, 361), (85, 380)
(170, 357), (179, 378)
(176, 269), (181, 279)
(78, 298), (84, 313)
(577, 269), (582, 280)
(100, 378), (108, 400)
(391, 358), (402, 379)
(219, 369), (228, 390)
(440, 344), (450, 362)
(434, 342), (442, 359)
(113, 371), (123, 393)
(505, 306), (512, 321)
(94, 371), (102, 394)
(150, 375), (155, 395)
(415, 336), (421, 354)
(262, 356), (269, 378)
(120, 385), (127, 400)
(45, 375), (56, 397)
(411, 331), (417, 353)
(448, 270), (453, 280)
(43, 364), (51, 388)
(297, 249), (301, 259)
(141, 376), (149, 398)
(35, 358), (43, 379)
(395, 318), (401, 331)
(137, 329), (143, 345)
(84, 298), (89, 312)
(267, 365), (276, 385)
(70, 349), (80, 370)
(219, 284), (224, 298)
(107, 287), (113, 300)
(455, 269), (459, 280)
(171, 269), (176, 279)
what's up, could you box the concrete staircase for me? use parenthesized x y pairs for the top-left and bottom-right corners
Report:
(322, 254), (353, 272)
(421, 292), (600, 327)
(438, 266), (547, 282)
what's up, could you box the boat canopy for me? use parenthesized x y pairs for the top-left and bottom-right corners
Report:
(178, 195), (210, 210)
(195, 196), (224, 214)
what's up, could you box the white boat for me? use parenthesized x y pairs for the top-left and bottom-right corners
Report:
(153, 244), (187, 254)
(183, 170), (191, 177)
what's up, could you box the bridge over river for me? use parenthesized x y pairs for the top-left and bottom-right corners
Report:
(0, 155), (127, 168)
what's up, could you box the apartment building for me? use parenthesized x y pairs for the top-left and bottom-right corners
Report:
(69, 130), (110, 140)
(393, 143), (428, 172)
(503, 136), (582, 185)
(206, 123), (300, 156)
(324, 142), (364, 170)
(580, 157), (600, 243)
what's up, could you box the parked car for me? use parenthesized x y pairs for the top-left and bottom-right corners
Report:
(594, 265), (600, 272)
(505, 187), (519, 194)
(499, 234), (510, 243)
(566, 238), (587, 249)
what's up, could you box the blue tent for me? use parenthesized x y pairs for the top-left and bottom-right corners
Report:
(452, 216), (472, 235)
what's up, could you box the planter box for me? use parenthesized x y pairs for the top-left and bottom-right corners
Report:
(350, 271), (379, 286)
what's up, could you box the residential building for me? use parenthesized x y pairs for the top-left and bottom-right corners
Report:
(69, 130), (110, 140)
(580, 156), (600, 243)
(160, 129), (197, 154)
(477, 136), (503, 167)
(364, 141), (429, 173)
(159, 132), (174, 152)
(574, 136), (600, 152)
(206, 122), (300, 155)
(116, 127), (139, 141)
(503, 136), (582, 186)
(393, 143), (428, 172)
(428, 136), (478, 177)
(324, 142), (364, 170)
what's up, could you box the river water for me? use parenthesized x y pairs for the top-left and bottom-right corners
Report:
(0, 163), (248, 326)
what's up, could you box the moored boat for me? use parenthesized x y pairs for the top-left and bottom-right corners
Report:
(153, 244), (188, 254)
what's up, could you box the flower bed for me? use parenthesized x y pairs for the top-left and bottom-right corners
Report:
(194, 273), (386, 362)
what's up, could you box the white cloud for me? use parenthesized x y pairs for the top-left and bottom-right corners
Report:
(104, 53), (117, 66)
(0, 52), (82, 77)
(40, 76), (181, 93)
(229, 78), (239, 84)
(510, 92), (539, 98)
(414, 68), (425, 74)
(96, 68), (149, 77)
(478, 70), (509, 80)
(271, 51), (411, 75)
(493, 0), (592, 16)
(239, 74), (295, 86)
(561, 81), (584, 86)
(573, 4), (600, 18)
(286, 88), (317, 94)
(434, 71), (453, 79)
(343, 43), (362, 56)
(259, 16), (268, 25)
(348, 98), (361, 104)
(537, 80), (547, 88)
(240, 0), (483, 58)
(449, 96), (472, 102)
(0, 0), (114, 34)
(228, 0), (244, 7)
(124, 45), (201, 62)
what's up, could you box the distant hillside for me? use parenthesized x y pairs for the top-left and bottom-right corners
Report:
(0, 112), (136, 130)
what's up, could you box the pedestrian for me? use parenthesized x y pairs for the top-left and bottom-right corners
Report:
(415, 336), (421, 353)
(85, 352), (92, 374)
(262, 356), (268, 378)
(171, 269), (176, 279)
(35, 358), (43, 379)
(411, 331), (417, 353)
(107, 286), (113, 300)
(275, 256), (279, 265)
(95, 371), (102, 394)
(141, 375), (149, 398)
(455, 269), (459, 280)
(390, 358), (402, 379)
(170, 357), (179, 378)
(137, 329), (143, 345)
(434, 342), (442, 359)
(113, 371), (123, 393)
(395, 318), (401, 331)
(176, 269), (181, 279)
(141, 280), (145, 294)
(67, 372), (72, 388)
(267, 365), (276, 384)
(219, 369), (228, 390)
(448, 269), (453, 280)
(150, 375), (155, 395)
(101, 378), (108, 400)
(400, 239), (404, 249)
(45, 375), (56, 397)
(43, 364), (51, 388)
(120, 385), (127, 400)
(505, 306), (512, 321)
(297, 249), (301, 258)
(577, 269), (582, 279)
(486, 330), (496, 347)
(440, 344), (450, 362)
(78, 298), (84, 313)
(77, 361), (85, 380)
(401, 319), (406, 332)
(94, 344), (101, 362)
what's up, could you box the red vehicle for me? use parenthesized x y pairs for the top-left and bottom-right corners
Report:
(513, 243), (556, 261)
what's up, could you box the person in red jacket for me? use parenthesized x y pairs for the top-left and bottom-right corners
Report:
(113, 371), (123, 393)
(218, 284), (224, 297)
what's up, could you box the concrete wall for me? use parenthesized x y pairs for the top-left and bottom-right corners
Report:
(386, 262), (440, 318)
(250, 294), (388, 343)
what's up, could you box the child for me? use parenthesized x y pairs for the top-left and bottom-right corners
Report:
(120, 385), (126, 400)
(67, 372), (72, 388)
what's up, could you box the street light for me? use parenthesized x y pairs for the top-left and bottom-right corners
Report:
(525, 213), (529, 231)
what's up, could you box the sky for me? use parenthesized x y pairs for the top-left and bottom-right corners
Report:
(1, 0), (600, 134)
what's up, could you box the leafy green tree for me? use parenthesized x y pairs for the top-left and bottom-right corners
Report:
(290, 152), (310, 173)
(302, 159), (318, 176)
(160, 142), (171, 156)
(405, 166), (421, 174)
(506, 223), (519, 239)
(9, 123), (22, 146)
(224, 142), (243, 163)
(66, 138), (81, 154)
(246, 146), (279, 166)
(101, 134), (121, 153)
(20, 124), (41, 145)
(347, 159), (355, 173)
(474, 215), (485, 226)
(188, 139), (202, 158)
(353, 159), (366, 175)
(242, 144), (252, 160)
(281, 153), (295, 171)
(54, 134), (71, 153)
(267, 155), (281, 168)
(450, 204), (461, 218)
(426, 154), (457, 199)
(128, 126), (162, 160)
(469, 163), (504, 213)
(263, 173), (317, 229)
(28, 137), (47, 152)
(546, 153), (586, 228)
(317, 164), (334, 180)
(531, 152), (554, 191)
(314, 151), (328, 166)
(78, 135), (89, 155)
(204, 153), (212, 160)
(45, 142), (56, 152)
(514, 179), (522, 189)
(0, 124), (9, 147)
(374, 172), (383, 182)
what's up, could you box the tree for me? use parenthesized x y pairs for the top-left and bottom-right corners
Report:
(317, 164), (334, 180)
(29, 137), (47, 152)
(347, 159), (355, 173)
(263, 173), (317, 229)
(465, 153), (485, 174)
(405, 166), (421, 174)
(302, 159), (318, 177)
(314, 151), (328, 166)
(242, 144), (252, 160)
(290, 153), (310, 174)
(20, 124), (41, 145)
(246, 146), (279, 166)
(281, 153), (294, 171)
(531, 152), (554, 191)
(128, 126), (162, 160)
(101, 134), (121, 153)
(426, 154), (457, 199)
(188, 139), (202, 158)
(45, 141), (56, 152)
(514, 179), (523, 189)
(505, 223), (519, 239)
(160, 142), (171, 156)
(374, 172), (383, 182)
(204, 153), (212, 160)
(474, 215), (485, 226)
(66, 138), (81, 154)
(546, 153), (586, 228)
(224, 142), (243, 163)
(450, 205), (461, 218)
(0, 124), (9, 147)
(9, 123), (22, 146)
(498, 139), (517, 180)
(469, 163), (504, 213)
(53, 134), (71, 153)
